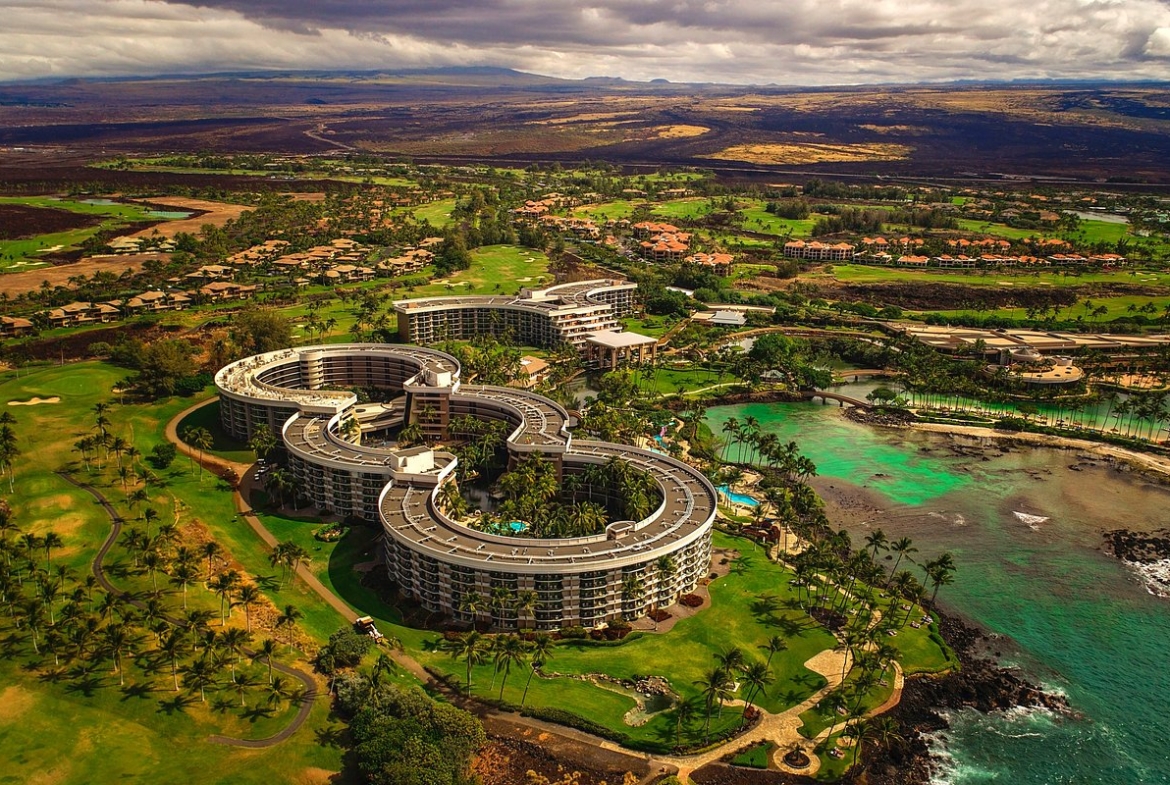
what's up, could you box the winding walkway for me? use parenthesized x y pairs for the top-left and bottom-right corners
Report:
(56, 470), (320, 748)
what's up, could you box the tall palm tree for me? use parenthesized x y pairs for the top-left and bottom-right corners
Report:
(183, 657), (217, 702)
(885, 538), (917, 589)
(759, 635), (788, 669)
(255, 638), (279, 684)
(740, 660), (774, 726)
(236, 584), (262, 632)
(694, 667), (733, 743)
(494, 634), (527, 701)
(445, 630), (485, 697)
(275, 604), (303, 645)
(673, 697), (697, 748)
(41, 531), (63, 571)
(159, 630), (188, 691)
(520, 632), (554, 707)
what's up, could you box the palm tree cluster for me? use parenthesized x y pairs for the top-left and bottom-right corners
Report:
(73, 402), (138, 477)
(688, 646), (775, 747)
(719, 416), (817, 483)
(262, 466), (305, 510)
(442, 629), (555, 707)
(179, 424), (214, 481)
(268, 540), (311, 591)
(447, 415), (510, 479)
(468, 454), (660, 540)
(456, 585), (541, 630)
(0, 507), (298, 712)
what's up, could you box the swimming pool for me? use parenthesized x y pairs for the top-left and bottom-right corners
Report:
(716, 485), (760, 507)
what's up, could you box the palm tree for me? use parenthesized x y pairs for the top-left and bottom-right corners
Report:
(494, 634), (527, 701)
(231, 671), (259, 707)
(694, 667), (733, 743)
(201, 541), (223, 581)
(210, 569), (241, 626)
(446, 630), (486, 697)
(740, 660), (775, 727)
(520, 632), (554, 707)
(275, 604), (303, 645)
(169, 560), (199, 610)
(255, 638), (279, 684)
(885, 538), (917, 589)
(159, 630), (188, 691)
(236, 584), (262, 632)
(187, 427), (214, 480)
(183, 657), (217, 702)
(103, 623), (135, 687)
(266, 675), (294, 711)
(41, 531), (63, 571)
(759, 635), (788, 668)
(219, 627), (252, 683)
(514, 589), (539, 630)
(673, 697), (697, 748)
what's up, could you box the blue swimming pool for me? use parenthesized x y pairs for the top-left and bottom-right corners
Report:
(716, 485), (760, 507)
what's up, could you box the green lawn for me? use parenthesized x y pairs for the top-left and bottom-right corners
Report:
(621, 315), (676, 338)
(407, 199), (458, 228)
(651, 198), (713, 221)
(401, 244), (552, 298)
(739, 201), (820, 238)
(573, 200), (640, 221)
(731, 741), (775, 768)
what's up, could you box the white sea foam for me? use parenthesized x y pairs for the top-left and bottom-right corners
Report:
(1013, 511), (1049, 530)
(1125, 558), (1170, 598)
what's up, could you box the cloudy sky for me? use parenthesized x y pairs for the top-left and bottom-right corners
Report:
(3, 0), (1170, 85)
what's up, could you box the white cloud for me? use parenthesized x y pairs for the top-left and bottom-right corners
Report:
(0, 0), (1168, 84)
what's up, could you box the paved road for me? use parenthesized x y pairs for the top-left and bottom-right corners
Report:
(57, 470), (321, 748)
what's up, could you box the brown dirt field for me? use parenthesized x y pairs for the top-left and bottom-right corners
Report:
(0, 253), (161, 297)
(128, 197), (250, 239)
(292, 768), (338, 785)
(0, 685), (35, 724)
(0, 204), (101, 240)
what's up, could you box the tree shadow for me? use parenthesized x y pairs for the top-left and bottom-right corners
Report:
(253, 574), (280, 591)
(157, 692), (198, 716)
(315, 723), (346, 749)
(241, 705), (276, 723)
(120, 681), (155, 701)
(731, 556), (753, 576)
(63, 674), (106, 697)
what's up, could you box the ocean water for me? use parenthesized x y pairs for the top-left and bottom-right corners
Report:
(708, 401), (1170, 784)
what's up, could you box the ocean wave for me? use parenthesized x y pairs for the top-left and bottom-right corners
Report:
(1013, 511), (1049, 530)
(1124, 559), (1170, 598)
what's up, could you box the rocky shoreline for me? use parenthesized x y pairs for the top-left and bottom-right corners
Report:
(1103, 527), (1170, 598)
(864, 614), (1070, 785)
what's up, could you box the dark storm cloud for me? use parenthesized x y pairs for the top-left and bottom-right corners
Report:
(1, 0), (1169, 83)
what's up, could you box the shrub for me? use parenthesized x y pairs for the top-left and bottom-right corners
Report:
(679, 594), (703, 608)
(559, 625), (588, 639)
(149, 442), (177, 469)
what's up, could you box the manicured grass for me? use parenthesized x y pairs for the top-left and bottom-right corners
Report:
(739, 201), (820, 238)
(621, 315), (676, 338)
(651, 198), (713, 221)
(402, 244), (552, 298)
(573, 200), (640, 221)
(633, 366), (735, 397)
(407, 199), (458, 228)
(731, 741), (775, 768)
(175, 401), (256, 464)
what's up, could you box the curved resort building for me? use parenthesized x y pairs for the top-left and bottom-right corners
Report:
(216, 343), (716, 631)
(393, 279), (637, 348)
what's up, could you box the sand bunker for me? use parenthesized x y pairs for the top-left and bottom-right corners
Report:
(8, 396), (60, 406)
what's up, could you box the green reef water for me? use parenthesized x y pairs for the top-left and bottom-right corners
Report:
(707, 400), (1170, 784)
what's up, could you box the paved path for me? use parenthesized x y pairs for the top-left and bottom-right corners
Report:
(166, 398), (359, 624)
(56, 470), (320, 748)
